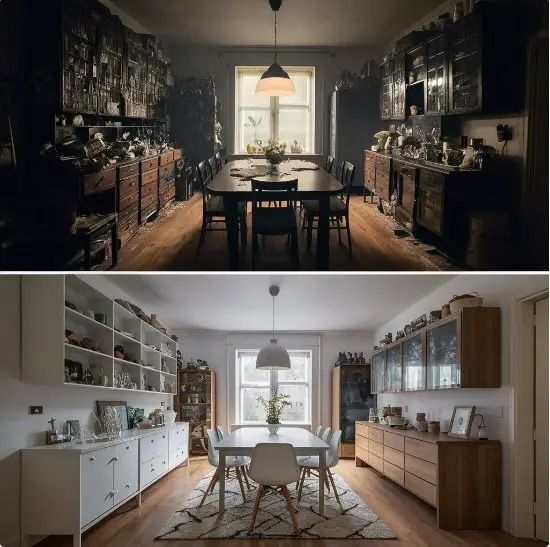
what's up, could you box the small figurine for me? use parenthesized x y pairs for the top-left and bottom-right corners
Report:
(114, 345), (125, 360)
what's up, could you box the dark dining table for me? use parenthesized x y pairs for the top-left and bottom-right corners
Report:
(207, 159), (343, 270)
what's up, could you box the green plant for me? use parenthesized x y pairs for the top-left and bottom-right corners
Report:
(257, 390), (291, 424)
(262, 139), (287, 165)
(244, 115), (263, 144)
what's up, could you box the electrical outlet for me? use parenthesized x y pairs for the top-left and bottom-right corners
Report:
(160, 401), (166, 407)
(30, 406), (43, 415)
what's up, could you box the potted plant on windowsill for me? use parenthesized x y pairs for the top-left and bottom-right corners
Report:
(257, 390), (291, 435)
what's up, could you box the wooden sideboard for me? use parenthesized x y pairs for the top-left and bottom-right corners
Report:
(355, 422), (501, 530)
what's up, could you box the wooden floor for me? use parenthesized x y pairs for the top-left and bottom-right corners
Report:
(114, 195), (460, 271)
(39, 458), (543, 547)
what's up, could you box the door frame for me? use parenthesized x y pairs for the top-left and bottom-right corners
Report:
(510, 288), (548, 538)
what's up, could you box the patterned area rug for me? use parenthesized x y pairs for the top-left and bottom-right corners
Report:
(156, 470), (397, 540)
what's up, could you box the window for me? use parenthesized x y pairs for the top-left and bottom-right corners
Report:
(236, 349), (312, 424)
(235, 66), (315, 154)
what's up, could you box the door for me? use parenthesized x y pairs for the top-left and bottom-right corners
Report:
(385, 344), (402, 392)
(535, 298), (548, 542)
(426, 316), (461, 389)
(114, 440), (139, 505)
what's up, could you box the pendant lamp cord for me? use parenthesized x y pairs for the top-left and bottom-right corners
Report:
(272, 294), (275, 337)
(274, 11), (278, 62)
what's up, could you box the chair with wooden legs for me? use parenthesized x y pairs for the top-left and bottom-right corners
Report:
(199, 429), (250, 507)
(248, 443), (301, 535)
(325, 155), (335, 174)
(302, 161), (355, 256)
(296, 430), (343, 513)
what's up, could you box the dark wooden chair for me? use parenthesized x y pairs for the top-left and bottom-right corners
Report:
(326, 155), (335, 174)
(302, 160), (355, 255)
(251, 178), (299, 269)
(207, 157), (218, 179)
(215, 151), (226, 171)
(197, 160), (247, 255)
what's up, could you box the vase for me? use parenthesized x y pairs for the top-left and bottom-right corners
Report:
(267, 423), (280, 435)
(270, 163), (280, 174)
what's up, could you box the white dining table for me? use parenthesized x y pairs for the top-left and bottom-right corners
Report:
(215, 427), (330, 515)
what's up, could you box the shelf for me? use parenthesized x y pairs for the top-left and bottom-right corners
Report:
(64, 343), (112, 360)
(65, 306), (112, 332)
(114, 357), (143, 368)
(453, 50), (480, 62)
(114, 330), (140, 344)
(161, 371), (176, 377)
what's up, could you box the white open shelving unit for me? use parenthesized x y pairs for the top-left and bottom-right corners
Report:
(22, 276), (178, 396)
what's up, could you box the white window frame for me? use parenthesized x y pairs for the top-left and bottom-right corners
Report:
(235, 348), (312, 425)
(234, 66), (315, 154)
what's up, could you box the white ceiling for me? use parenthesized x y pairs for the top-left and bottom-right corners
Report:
(106, 274), (454, 332)
(108, 0), (443, 48)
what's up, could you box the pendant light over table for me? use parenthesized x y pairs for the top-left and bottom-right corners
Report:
(255, 0), (295, 97)
(256, 285), (291, 370)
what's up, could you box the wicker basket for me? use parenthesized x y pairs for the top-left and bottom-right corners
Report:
(449, 292), (483, 314)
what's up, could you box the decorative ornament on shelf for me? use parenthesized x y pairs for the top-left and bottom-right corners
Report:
(256, 0), (295, 96)
(257, 389), (291, 435)
(256, 286), (290, 370)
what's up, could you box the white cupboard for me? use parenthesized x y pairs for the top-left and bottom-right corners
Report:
(22, 423), (188, 547)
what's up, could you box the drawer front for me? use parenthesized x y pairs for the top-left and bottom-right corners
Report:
(83, 168), (116, 197)
(405, 453), (437, 485)
(384, 445), (404, 469)
(364, 152), (376, 190)
(119, 202), (139, 223)
(384, 460), (405, 486)
(141, 431), (168, 463)
(141, 168), (159, 186)
(169, 426), (188, 469)
(141, 192), (157, 211)
(417, 184), (444, 236)
(356, 444), (369, 464)
(119, 174), (139, 198)
(369, 452), (384, 473)
(405, 438), (438, 465)
(159, 163), (176, 180)
(141, 180), (157, 200)
(118, 162), (139, 179)
(384, 431), (405, 452)
(80, 447), (115, 527)
(140, 454), (168, 488)
(405, 471), (437, 506)
(356, 422), (369, 439)
(369, 439), (384, 459)
(368, 427), (384, 444)
(160, 150), (174, 166)
(119, 189), (138, 211)
(141, 157), (159, 173)
(119, 213), (138, 247)
(140, 202), (157, 223)
(114, 440), (138, 505)
(356, 433), (369, 452)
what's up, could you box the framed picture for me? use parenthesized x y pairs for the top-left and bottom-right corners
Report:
(96, 400), (129, 431)
(448, 405), (476, 439)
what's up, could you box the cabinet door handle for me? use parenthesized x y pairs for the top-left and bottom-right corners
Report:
(151, 467), (156, 472)
(89, 456), (95, 461)
(151, 439), (154, 443)
(113, 456), (119, 462)
(162, 435), (166, 439)
(126, 445), (130, 450)
(125, 483), (131, 488)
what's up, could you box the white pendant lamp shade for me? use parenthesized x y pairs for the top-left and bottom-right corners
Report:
(255, 64), (296, 96)
(256, 286), (291, 370)
(256, 339), (291, 370)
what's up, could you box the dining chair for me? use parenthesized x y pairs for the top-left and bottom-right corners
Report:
(207, 157), (218, 179)
(199, 429), (250, 507)
(196, 160), (247, 255)
(302, 161), (355, 256)
(321, 427), (332, 443)
(325, 155), (335, 174)
(296, 430), (343, 512)
(251, 178), (299, 270)
(313, 425), (323, 437)
(216, 425), (226, 440)
(215, 151), (226, 171)
(248, 443), (301, 535)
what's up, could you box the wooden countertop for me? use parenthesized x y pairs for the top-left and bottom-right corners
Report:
(357, 421), (500, 444)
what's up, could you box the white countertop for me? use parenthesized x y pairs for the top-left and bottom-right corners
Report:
(23, 422), (188, 454)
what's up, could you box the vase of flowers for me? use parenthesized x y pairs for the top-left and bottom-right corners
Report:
(257, 390), (291, 435)
(262, 139), (287, 171)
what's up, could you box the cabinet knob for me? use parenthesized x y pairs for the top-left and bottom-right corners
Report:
(162, 435), (166, 439)
(125, 445), (130, 450)
(151, 467), (155, 472)
(113, 456), (119, 462)
(89, 456), (95, 461)
(125, 483), (131, 488)
(151, 439), (154, 443)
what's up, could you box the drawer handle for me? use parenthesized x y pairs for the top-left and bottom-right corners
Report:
(89, 456), (95, 462)
(126, 445), (130, 450)
(151, 439), (154, 443)
(125, 483), (131, 488)
(113, 456), (119, 462)
(151, 467), (156, 472)
(162, 435), (166, 439)
(109, 490), (118, 496)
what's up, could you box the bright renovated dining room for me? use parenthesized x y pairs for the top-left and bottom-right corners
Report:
(0, 272), (548, 546)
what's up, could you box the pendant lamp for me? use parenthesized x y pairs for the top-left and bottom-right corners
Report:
(256, 286), (291, 370)
(255, 0), (295, 96)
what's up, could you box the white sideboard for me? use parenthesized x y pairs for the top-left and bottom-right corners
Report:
(21, 423), (189, 547)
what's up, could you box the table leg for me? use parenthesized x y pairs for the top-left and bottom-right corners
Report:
(316, 194), (330, 270)
(318, 450), (326, 516)
(223, 195), (240, 270)
(219, 452), (226, 514)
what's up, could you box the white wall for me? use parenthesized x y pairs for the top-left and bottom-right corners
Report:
(0, 276), (173, 547)
(175, 329), (373, 431)
(373, 274), (549, 533)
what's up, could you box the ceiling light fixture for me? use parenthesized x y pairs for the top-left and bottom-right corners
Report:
(255, 0), (295, 96)
(256, 285), (291, 370)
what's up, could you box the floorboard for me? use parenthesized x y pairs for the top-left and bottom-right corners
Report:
(38, 458), (543, 547)
(114, 196), (461, 271)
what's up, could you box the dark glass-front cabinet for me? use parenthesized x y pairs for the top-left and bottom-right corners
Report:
(385, 344), (402, 392)
(391, 52), (406, 120)
(426, 34), (448, 114)
(371, 351), (385, 394)
(403, 333), (426, 391)
(426, 316), (460, 389)
(380, 60), (393, 120)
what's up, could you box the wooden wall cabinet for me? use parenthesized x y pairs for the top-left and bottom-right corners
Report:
(355, 422), (502, 530)
(371, 306), (500, 394)
(332, 365), (376, 458)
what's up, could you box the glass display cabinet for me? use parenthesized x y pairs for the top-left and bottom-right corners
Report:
(370, 351), (386, 394)
(385, 344), (403, 392)
(402, 333), (426, 391)
(391, 51), (406, 119)
(426, 34), (448, 114)
(380, 60), (393, 120)
(426, 317), (460, 389)
(332, 365), (375, 457)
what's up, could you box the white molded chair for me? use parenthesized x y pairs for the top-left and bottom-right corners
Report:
(248, 443), (301, 535)
(297, 429), (343, 512)
(216, 425), (226, 440)
(199, 429), (250, 507)
(321, 427), (332, 443)
(313, 425), (323, 437)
